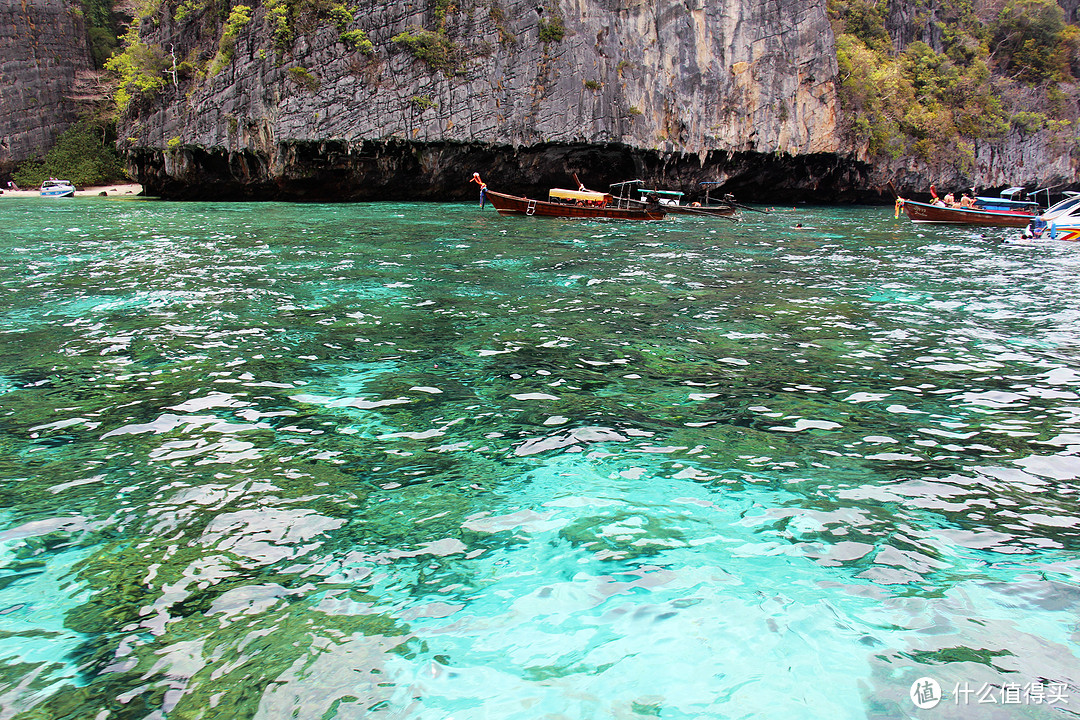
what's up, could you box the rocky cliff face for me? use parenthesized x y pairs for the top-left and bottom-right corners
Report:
(0, 0), (93, 175)
(877, 0), (1078, 196)
(122, 0), (852, 200)
(117, 0), (1078, 201)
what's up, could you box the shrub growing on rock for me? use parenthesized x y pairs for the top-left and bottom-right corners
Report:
(340, 29), (373, 54)
(208, 4), (252, 75)
(287, 66), (319, 91)
(391, 27), (461, 74)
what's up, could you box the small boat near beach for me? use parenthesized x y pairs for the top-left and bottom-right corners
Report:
(895, 186), (1039, 227)
(40, 179), (75, 198)
(471, 174), (666, 220)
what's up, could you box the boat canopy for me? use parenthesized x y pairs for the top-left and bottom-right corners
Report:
(976, 197), (1039, 210)
(549, 188), (610, 203)
(1040, 194), (1080, 221)
(974, 186), (1035, 209)
(639, 189), (684, 198)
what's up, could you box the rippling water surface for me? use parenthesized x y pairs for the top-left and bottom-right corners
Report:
(2, 197), (1080, 719)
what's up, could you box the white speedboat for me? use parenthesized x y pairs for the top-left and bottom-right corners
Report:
(39, 179), (75, 198)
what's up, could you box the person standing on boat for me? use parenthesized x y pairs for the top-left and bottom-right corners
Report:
(470, 172), (487, 207)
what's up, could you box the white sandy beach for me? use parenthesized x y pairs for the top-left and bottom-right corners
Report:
(0, 183), (143, 198)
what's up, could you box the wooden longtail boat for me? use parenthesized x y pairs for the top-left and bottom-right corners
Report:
(636, 189), (738, 217)
(895, 187), (1039, 228)
(471, 174), (666, 220)
(894, 198), (1038, 227)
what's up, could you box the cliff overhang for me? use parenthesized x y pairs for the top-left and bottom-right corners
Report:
(131, 139), (886, 203)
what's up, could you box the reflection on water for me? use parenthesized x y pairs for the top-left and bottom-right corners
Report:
(1, 199), (1079, 718)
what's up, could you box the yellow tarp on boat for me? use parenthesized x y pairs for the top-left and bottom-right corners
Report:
(549, 188), (611, 203)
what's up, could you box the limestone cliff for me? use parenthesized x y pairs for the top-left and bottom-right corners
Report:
(121, 0), (851, 200)
(0, 0), (94, 175)
(107, 0), (1080, 200)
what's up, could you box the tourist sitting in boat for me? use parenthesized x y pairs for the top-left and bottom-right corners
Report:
(959, 193), (975, 208)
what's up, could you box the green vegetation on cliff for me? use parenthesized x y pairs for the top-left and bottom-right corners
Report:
(391, 27), (463, 74)
(78, 0), (121, 67)
(994, 0), (1080, 82)
(829, 0), (1079, 165)
(340, 28), (373, 53)
(105, 27), (169, 114)
(286, 65), (320, 90)
(259, 0), (364, 52)
(208, 4), (253, 74)
(538, 15), (565, 43)
(103, 0), (373, 110)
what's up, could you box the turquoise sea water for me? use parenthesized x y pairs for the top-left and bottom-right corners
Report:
(1, 197), (1079, 719)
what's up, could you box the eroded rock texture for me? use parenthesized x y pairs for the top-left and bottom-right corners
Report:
(123, 0), (848, 200)
(111, 0), (1080, 200)
(0, 0), (93, 174)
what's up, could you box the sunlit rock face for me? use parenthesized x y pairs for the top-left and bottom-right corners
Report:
(120, 0), (847, 200)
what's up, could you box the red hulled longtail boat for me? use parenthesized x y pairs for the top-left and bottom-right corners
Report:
(471, 173), (666, 220)
(894, 186), (1040, 228)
